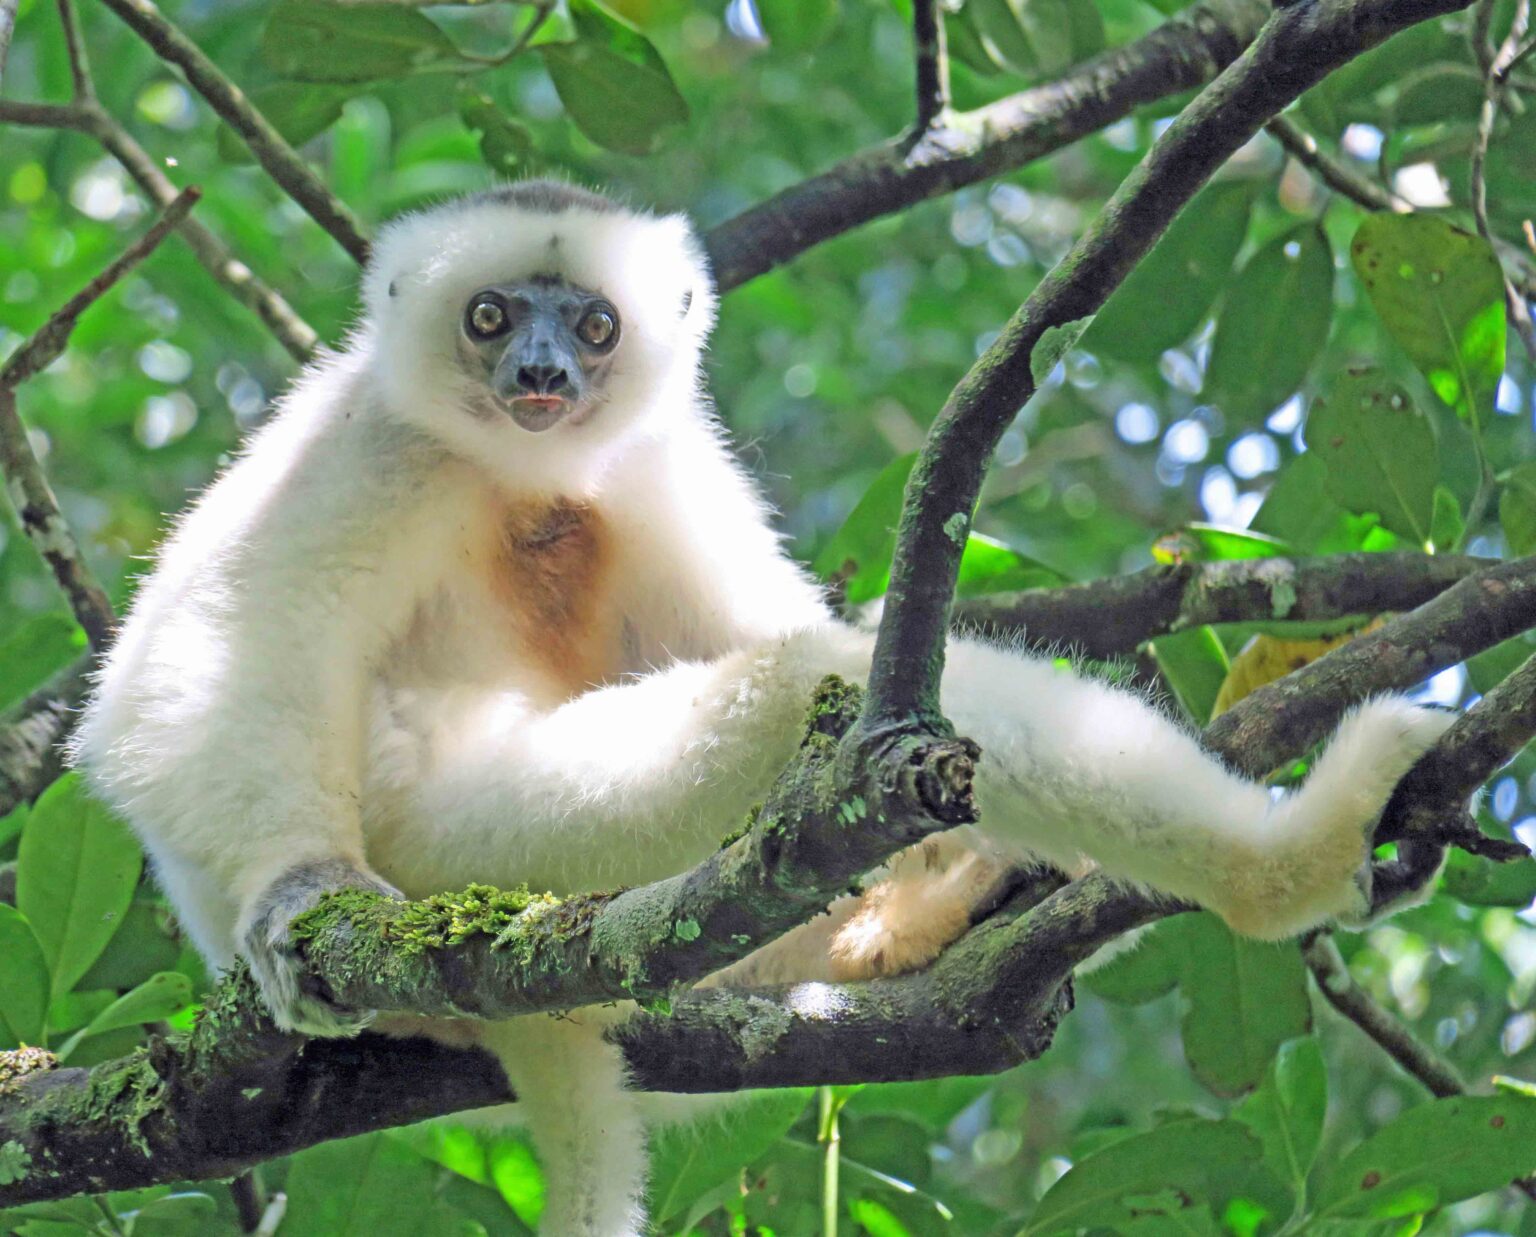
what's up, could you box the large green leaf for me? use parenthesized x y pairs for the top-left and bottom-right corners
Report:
(1176, 915), (1311, 1098)
(217, 84), (352, 163)
(1082, 182), (1252, 362)
(1315, 1094), (1536, 1218)
(17, 774), (143, 1002)
(1150, 627), (1229, 724)
(1440, 849), (1536, 907)
(1079, 920), (1182, 1005)
(539, 1), (688, 155)
(283, 1132), (441, 1236)
(0, 905), (49, 1048)
(1349, 214), (1506, 430)
(56, 972), (193, 1062)
(1025, 1118), (1264, 1234)
(649, 1089), (811, 1223)
(1235, 1037), (1327, 1196)
(1204, 224), (1335, 427)
(1305, 368), (1438, 544)
(262, 1), (460, 83)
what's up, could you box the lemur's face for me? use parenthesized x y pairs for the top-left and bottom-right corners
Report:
(457, 276), (622, 433)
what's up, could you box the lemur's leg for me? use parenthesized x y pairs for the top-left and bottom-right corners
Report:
(368, 626), (1452, 944)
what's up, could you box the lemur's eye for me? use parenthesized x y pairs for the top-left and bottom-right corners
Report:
(577, 306), (618, 350)
(467, 295), (509, 340)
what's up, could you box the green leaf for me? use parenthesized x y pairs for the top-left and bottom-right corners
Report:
(1235, 1037), (1326, 1194)
(1305, 368), (1438, 544)
(1499, 461), (1536, 557)
(459, 91), (535, 177)
(1150, 627), (1229, 725)
(0, 615), (83, 714)
(1349, 214), (1506, 430)
(1026, 1118), (1263, 1234)
(1152, 523), (1294, 564)
(0, 905), (49, 1047)
(117, 1190), (217, 1236)
(217, 84), (351, 163)
(283, 1132), (441, 1236)
(1083, 183), (1252, 362)
(1429, 484), (1464, 553)
(965, 0), (1040, 74)
(1204, 224), (1335, 427)
(649, 1089), (811, 1223)
(756, 0), (839, 52)
(1440, 849), (1536, 907)
(1250, 454), (1376, 555)
(17, 774), (143, 1001)
(955, 533), (1067, 597)
(56, 972), (193, 1062)
(1315, 1094), (1536, 1218)
(1080, 921), (1181, 1005)
(262, 0), (459, 83)
(539, 1), (688, 155)
(1176, 915), (1311, 1097)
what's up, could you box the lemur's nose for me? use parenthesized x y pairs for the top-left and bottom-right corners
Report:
(517, 364), (570, 395)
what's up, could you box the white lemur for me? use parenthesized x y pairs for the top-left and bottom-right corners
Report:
(72, 181), (1452, 1235)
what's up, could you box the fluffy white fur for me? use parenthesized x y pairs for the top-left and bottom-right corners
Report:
(71, 183), (1453, 1236)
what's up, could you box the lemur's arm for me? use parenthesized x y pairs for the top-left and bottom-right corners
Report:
(72, 390), (446, 1031)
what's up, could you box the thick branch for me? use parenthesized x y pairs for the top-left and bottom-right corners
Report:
(866, 0), (1478, 732)
(1206, 555), (1536, 778)
(96, 0), (370, 265)
(702, 0), (1269, 291)
(293, 680), (977, 1018)
(953, 552), (1487, 658)
(0, 189), (200, 652)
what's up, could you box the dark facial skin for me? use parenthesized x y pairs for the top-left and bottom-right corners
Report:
(458, 277), (621, 432)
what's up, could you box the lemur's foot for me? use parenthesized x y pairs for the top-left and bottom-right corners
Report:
(1214, 700), (1455, 942)
(241, 858), (403, 1035)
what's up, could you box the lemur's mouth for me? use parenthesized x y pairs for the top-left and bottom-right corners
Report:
(507, 395), (573, 433)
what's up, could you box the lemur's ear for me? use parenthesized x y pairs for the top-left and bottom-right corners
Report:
(681, 289), (693, 317)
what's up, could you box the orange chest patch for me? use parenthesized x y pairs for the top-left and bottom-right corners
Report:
(489, 497), (620, 700)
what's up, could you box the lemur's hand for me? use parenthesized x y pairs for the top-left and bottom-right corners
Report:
(240, 859), (403, 1035)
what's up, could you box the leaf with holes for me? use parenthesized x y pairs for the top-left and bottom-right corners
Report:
(1305, 369), (1438, 544)
(1205, 224), (1335, 428)
(17, 774), (143, 1001)
(1349, 214), (1506, 431)
(1315, 1094), (1536, 1218)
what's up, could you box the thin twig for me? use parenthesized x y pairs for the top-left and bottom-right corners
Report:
(1471, 0), (1536, 359)
(912, 0), (950, 132)
(1304, 936), (1464, 1096)
(1267, 114), (1402, 211)
(97, 0), (370, 264)
(56, 0), (94, 101)
(0, 99), (318, 362)
(229, 1171), (264, 1233)
(253, 1193), (287, 1237)
(0, 0), (20, 90)
(0, 188), (200, 651)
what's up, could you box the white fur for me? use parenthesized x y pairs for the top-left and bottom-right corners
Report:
(70, 184), (1453, 1235)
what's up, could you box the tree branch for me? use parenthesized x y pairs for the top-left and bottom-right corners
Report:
(0, 189), (200, 653)
(864, 0), (1480, 735)
(953, 551), (1489, 659)
(1205, 555), (1536, 778)
(911, 0), (950, 132)
(1266, 114), (1402, 211)
(0, 0), (20, 90)
(96, 0), (370, 265)
(0, 660), (92, 816)
(702, 0), (1270, 291)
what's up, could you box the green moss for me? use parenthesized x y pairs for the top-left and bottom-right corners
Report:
(390, 884), (555, 955)
(805, 675), (863, 739)
(291, 883), (559, 957)
(75, 1051), (165, 1155)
